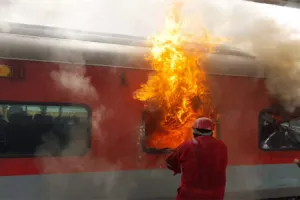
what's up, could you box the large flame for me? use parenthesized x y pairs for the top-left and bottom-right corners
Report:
(134, 2), (224, 149)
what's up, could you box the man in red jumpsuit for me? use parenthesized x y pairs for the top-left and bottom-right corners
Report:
(165, 117), (228, 200)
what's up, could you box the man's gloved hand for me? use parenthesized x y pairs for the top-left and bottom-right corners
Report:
(294, 158), (300, 167)
(160, 163), (180, 175)
(173, 171), (179, 176)
(160, 163), (167, 169)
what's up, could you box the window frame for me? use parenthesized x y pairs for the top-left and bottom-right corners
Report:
(214, 117), (221, 139)
(0, 100), (92, 158)
(258, 108), (300, 152)
(140, 110), (171, 154)
(140, 110), (221, 154)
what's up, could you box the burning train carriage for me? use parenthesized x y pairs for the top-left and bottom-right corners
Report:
(0, 23), (299, 199)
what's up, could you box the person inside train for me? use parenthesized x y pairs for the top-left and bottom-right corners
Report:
(40, 106), (47, 116)
(164, 117), (228, 200)
(7, 105), (27, 122)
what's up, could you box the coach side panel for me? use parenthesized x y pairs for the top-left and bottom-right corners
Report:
(0, 59), (299, 199)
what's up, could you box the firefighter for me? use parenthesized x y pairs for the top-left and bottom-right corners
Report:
(165, 117), (228, 200)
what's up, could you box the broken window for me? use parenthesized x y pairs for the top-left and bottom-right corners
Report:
(258, 109), (300, 150)
(141, 109), (220, 154)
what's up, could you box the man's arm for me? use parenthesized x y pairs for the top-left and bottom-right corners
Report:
(165, 145), (182, 175)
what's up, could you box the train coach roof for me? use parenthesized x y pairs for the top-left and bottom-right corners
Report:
(0, 22), (264, 78)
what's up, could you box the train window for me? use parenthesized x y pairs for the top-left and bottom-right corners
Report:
(141, 110), (221, 154)
(258, 109), (300, 151)
(0, 102), (91, 157)
(140, 110), (174, 154)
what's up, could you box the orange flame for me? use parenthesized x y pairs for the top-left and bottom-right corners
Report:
(134, 2), (224, 149)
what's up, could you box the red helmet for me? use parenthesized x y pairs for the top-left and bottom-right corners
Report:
(192, 117), (214, 131)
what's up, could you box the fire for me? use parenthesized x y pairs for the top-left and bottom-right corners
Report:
(134, 2), (224, 149)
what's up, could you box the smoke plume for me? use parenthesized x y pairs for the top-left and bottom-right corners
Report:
(179, 0), (300, 113)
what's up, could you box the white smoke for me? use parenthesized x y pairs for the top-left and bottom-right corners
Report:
(179, 0), (300, 113)
(0, 0), (168, 36)
(51, 66), (98, 101)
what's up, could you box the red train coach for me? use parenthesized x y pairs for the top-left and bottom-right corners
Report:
(0, 23), (299, 200)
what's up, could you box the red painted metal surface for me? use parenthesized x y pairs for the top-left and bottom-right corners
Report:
(0, 59), (299, 176)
